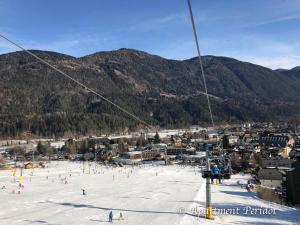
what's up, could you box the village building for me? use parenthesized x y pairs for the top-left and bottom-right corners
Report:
(166, 147), (195, 156)
(286, 165), (300, 206)
(261, 158), (293, 168)
(114, 151), (142, 165)
(259, 134), (294, 147)
(257, 168), (284, 189)
(141, 149), (164, 161)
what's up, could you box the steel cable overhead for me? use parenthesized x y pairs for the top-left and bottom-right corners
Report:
(0, 33), (153, 129)
(187, 0), (215, 128)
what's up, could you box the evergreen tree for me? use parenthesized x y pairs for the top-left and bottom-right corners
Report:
(222, 135), (229, 149)
(117, 140), (126, 155)
(46, 147), (55, 160)
(136, 134), (147, 147)
(154, 132), (160, 144)
(37, 141), (43, 155)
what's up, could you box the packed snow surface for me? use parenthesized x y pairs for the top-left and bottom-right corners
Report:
(0, 161), (299, 225)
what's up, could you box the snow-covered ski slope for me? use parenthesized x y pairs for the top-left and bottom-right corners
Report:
(0, 161), (299, 225)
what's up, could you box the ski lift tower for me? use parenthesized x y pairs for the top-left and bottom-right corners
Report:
(204, 142), (212, 219)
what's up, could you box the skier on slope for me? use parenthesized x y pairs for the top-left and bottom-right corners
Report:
(18, 185), (22, 194)
(108, 211), (113, 222)
(119, 212), (124, 220)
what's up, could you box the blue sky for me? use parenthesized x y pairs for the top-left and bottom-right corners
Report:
(0, 0), (300, 69)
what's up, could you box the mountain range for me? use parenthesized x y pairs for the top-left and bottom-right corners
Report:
(0, 48), (300, 138)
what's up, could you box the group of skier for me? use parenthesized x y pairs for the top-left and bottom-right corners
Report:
(108, 211), (124, 222)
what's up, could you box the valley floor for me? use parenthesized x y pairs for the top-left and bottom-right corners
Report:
(0, 162), (299, 225)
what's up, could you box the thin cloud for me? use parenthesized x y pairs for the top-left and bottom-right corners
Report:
(0, 38), (81, 55)
(153, 35), (300, 70)
(220, 38), (300, 69)
(0, 34), (112, 56)
(128, 13), (185, 32)
(245, 12), (300, 27)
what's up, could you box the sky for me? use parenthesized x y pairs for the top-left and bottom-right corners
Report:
(0, 0), (300, 69)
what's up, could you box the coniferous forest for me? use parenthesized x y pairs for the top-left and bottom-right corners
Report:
(1, 49), (300, 138)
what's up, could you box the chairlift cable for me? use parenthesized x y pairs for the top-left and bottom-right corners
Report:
(187, 0), (215, 128)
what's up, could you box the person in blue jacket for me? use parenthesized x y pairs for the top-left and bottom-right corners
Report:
(211, 165), (221, 184)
